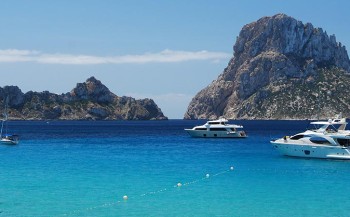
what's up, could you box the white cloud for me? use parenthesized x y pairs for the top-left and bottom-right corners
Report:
(0, 49), (40, 63)
(0, 49), (39, 56)
(0, 49), (231, 65)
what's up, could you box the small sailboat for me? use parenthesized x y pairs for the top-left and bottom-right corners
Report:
(0, 96), (19, 145)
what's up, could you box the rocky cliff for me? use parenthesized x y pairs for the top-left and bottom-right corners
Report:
(184, 14), (350, 120)
(0, 77), (167, 120)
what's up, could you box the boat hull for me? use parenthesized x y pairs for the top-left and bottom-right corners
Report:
(0, 135), (19, 145)
(185, 129), (247, 138)
(0, 139), (18, 145)
(271, 140), (350, 159)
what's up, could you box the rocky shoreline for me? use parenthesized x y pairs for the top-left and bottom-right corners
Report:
(0, 77), (167, 120)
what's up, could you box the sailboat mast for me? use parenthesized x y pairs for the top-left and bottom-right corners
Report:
(1, 96), (9, 138)
(0, 117), (3, 137)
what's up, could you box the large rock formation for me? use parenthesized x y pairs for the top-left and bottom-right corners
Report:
(0, 76), (167, 120)
(184, 14), (350, 120)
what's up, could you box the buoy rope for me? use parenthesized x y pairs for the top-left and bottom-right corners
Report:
(56, 166), (234, 217)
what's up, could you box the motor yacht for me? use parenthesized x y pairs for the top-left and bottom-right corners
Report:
(271, 115), (350, 159)
(185, 118), (247, 138)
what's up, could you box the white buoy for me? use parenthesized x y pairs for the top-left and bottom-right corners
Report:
(177, 182), (182, 187)
(206, 174), (210, 178)
(123, 195), (128, 200)
(230, 166), (234, 171)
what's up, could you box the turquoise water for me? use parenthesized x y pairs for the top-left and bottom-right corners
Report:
(1, 120), (350, 217)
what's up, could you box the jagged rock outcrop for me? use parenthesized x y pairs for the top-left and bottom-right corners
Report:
(0, 76), (167, 120)
(185, 14), (350, 120)
(0, 86), (25, 108)
(70, 77), (115, 104)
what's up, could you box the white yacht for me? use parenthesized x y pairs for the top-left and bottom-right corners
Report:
(185, 118), (247, 138)
(271, 115), (350, 159)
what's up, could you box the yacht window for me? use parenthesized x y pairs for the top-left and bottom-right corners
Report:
(310, 137), (331, 145)
(290, 135), (304, 140)
(208, 121), (226, 125)
(337, 139), (350, 147)
(326, 125), (338, 133)
(209, 122), (220, 125)
(230, 128), (236, 131)
(194, 127), (207, 131)
(209, 128), (227, 131)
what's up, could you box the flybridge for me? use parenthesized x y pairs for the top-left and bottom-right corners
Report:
(207, 118), (229, 125)
(309, 114), (347, 133)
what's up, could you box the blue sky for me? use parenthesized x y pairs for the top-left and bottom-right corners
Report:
(0, 0), (349, 118)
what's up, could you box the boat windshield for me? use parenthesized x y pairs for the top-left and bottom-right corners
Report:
(194, 127), (207, 131)
(208, 121), (226, 125)
(307, 123), (341, 132)
(290, 134), (307, 140)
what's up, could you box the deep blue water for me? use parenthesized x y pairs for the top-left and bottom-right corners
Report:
(1, 120), (350, 217)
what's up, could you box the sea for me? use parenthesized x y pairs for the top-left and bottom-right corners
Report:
(1, 120), (350, 217)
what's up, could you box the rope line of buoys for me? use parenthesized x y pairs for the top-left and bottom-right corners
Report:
(57, 165), (235, 217)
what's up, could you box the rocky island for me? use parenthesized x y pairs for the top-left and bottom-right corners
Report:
(185, 14), (350, 120)
(0, 77), (167, 120)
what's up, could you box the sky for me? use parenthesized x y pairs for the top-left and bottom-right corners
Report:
(0, 0), (349, 119)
